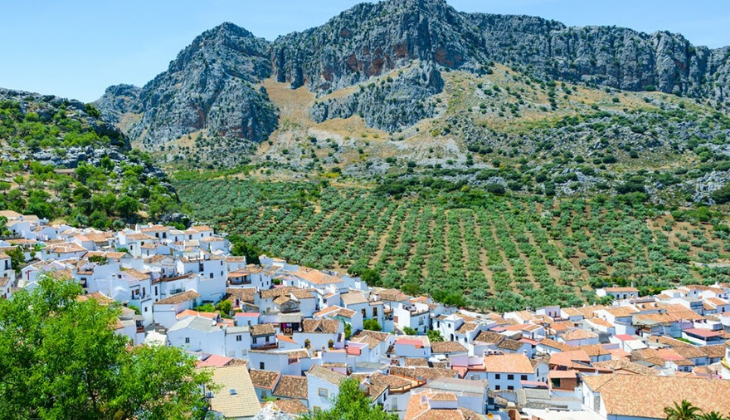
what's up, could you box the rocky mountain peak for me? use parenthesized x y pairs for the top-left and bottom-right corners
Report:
(95, 0), (730, 168)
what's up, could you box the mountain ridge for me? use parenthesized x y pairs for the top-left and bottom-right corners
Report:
(94, 0), (730, 169)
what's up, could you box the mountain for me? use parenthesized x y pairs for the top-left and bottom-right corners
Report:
(95, 0), (730, 174)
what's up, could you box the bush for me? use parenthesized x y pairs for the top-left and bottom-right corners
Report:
(363, 319), (382, 331)
(711, 184), (730, 204)
(486, 183), (506, 195)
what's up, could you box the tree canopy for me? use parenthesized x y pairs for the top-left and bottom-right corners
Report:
(302, 378), (397, 420)
(0, 278), (213, 420)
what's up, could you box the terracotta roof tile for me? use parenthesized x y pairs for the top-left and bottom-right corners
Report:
(154, 290), (200, 305)
(301, 319), (340, 334)
(482, 354), (534, 374)
(272, 375), (307, 400)
(431, 341), (468, 354)
(582, 375), (730, 418)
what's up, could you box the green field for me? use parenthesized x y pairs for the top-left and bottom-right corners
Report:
(176, 176), (730, 311)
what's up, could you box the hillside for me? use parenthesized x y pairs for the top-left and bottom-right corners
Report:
(0, 89), (182, 229)
(174, 176), (730, 312)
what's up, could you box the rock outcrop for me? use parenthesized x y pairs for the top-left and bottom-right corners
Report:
(311, 61), (444, 131)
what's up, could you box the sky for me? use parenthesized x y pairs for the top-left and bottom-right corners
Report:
(1, 0), (729, 102)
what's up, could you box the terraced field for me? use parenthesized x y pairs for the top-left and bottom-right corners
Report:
(176, 177), (730, 311)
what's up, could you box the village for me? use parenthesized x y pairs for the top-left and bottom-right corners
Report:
(1, 209), (729, 420)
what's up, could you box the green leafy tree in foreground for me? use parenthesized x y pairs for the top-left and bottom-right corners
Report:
(403, 327), (417, 336)
(664, 400), (702, 420)
(302, 378), (398, 420)
(0, 278), (213, 420)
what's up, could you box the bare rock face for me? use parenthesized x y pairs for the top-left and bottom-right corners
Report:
(94, 84), (142, 125)
(272, 0), (486, 94)
(127, 23), (278, 148)
(311, 61), (444, 131)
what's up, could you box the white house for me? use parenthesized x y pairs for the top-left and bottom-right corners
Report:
(596, 287), (639, 301)
(306, 365), (346, 412)
(394, 302), (431, 334)
(293, 319), (342, 351)
(481, 354), (542, 392)
(167, 315), (226, 356)
(152, 290), (202, 328)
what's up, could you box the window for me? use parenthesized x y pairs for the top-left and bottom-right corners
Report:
(362, 309), (367, 318)
(495, 385), (500, 390)
(259, 362), (265, 370)
(373, 307), (378, 316)
(507, 374), (514, 380)
(495, 374), (501, 380)
(521, 375), (528, 381)
(185, 337), (190, 344)
(266, 336), (270, 343)
(209, 273), (213, 279)
(144, 307), (148, 313)
(318, 388), (328, 398)
(253, 337), (257, 344)
(507, 386), (514, 391)
(236, 335), (242, 342)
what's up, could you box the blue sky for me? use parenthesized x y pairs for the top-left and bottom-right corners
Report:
(1, 0), (728, 102)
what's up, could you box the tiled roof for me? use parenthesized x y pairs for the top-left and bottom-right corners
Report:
(260, 286), (315, 300)
(605, 287), (639, 293)
(577, 344), (611, 357)
(223, 287), (256, 304)
(482, 354), (534, 374)
(404, 391), (475, 420)
(77, 291), (114, 305)
(206, 365), (260, 418)
(249, 369), (280, 389)
(370, 372), (413, 389)
(536, 338), (572, 352)
(560, 329), (598, 341)
(390, 366), (458, 381)
(270, 399), (308, 415)
(290, 268), (343, 285)
(473, 331), (505, 345)
(251, 323), (275, 336)
(592, 359), (659, 376)
(431, 341), (468, 354)
(301, 319), (340, 334)
(273, 375), (308, 400)
(376, 288), (409, 302)
(497, 338), (524, 351)
(671, 345), (709, 360)
(456, 322), (478, 334)
(307, 364), (346, 386)
(154, 290), (200, 305)
(341, 291), (368, 305)
(121, 268), (151, 280)
(582, 374), (730, 419)
(700, 344), (726, 359)
(405, 358), (430, 367)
